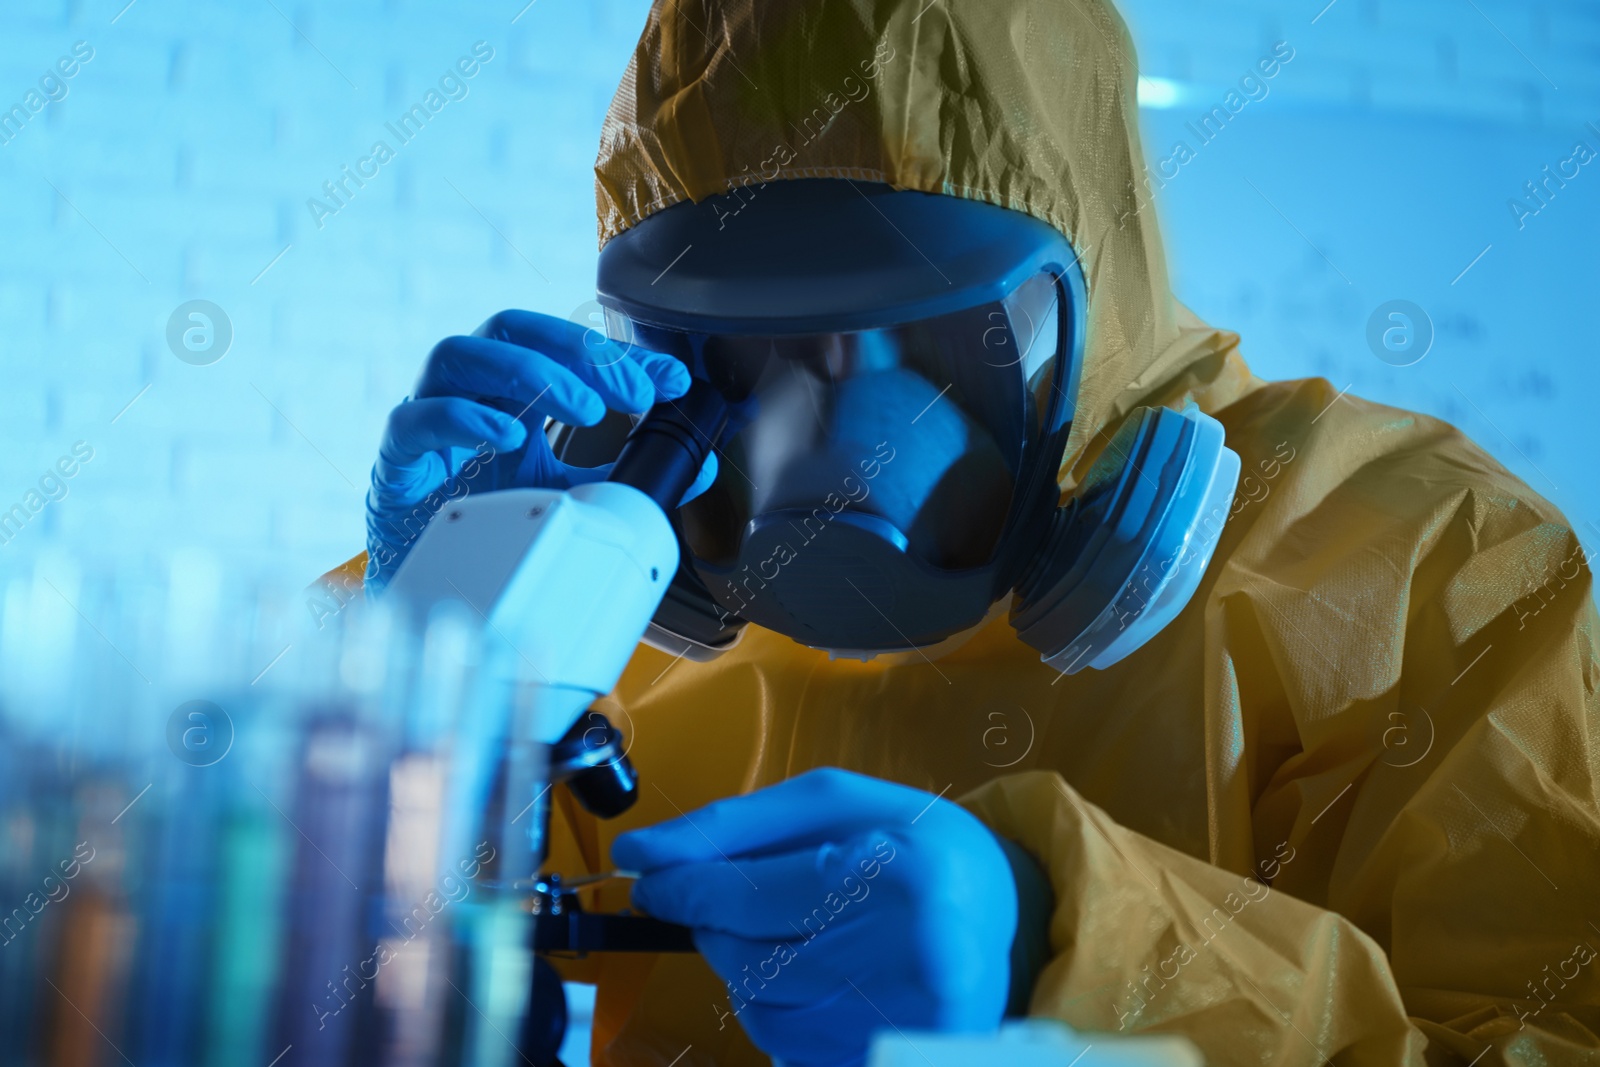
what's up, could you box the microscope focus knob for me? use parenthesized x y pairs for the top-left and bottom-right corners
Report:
(550, 711), (639, 819)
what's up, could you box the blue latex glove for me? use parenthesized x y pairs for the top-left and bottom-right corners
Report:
(612, 768), (1019, 1067)
(364, 309), (716, 590)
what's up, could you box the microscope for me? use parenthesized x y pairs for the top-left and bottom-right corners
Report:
(386, 380), (727, 1065)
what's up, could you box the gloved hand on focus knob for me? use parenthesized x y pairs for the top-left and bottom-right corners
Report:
(613, 768), (1046, 1067)
(364, 309), (715, 590)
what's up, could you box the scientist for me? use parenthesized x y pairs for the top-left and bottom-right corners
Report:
(350, 0), (1600, 1064)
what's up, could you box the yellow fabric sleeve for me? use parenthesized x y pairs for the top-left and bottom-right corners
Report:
(965, 772), (1424, 1063)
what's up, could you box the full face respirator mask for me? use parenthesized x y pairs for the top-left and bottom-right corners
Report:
(556, 179), (1239, 672)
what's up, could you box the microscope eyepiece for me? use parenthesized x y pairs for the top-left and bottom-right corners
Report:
(605, 377), (727, 513)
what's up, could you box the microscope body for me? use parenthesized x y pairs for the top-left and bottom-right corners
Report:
(389, 480), (677, 743)
(384, 481), (682, 1065)
(387, 480), (676, 877)
(384, 382), (724, 1065)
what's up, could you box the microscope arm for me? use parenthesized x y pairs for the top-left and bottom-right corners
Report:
(385, 380), (726, 887)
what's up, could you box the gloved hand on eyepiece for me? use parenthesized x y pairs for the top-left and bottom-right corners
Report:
(364, 309), (716, 590)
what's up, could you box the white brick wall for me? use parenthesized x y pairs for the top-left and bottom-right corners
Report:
(1, 0), (1595, 587)
(1125, 0), (1599, 549)
(1122, 0), (1600, 126)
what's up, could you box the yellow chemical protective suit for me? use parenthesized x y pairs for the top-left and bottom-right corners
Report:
(331, 0), (1600, 1062)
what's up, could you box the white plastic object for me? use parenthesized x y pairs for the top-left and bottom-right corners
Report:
(865, 1019), (1204, 1067)
(1079, 433), (1240, 671)
(1042, 405), (1240, 675)
(385, 482), (679, 744)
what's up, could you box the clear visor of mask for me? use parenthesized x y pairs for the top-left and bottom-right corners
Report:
(605, 270), (1065, 573)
